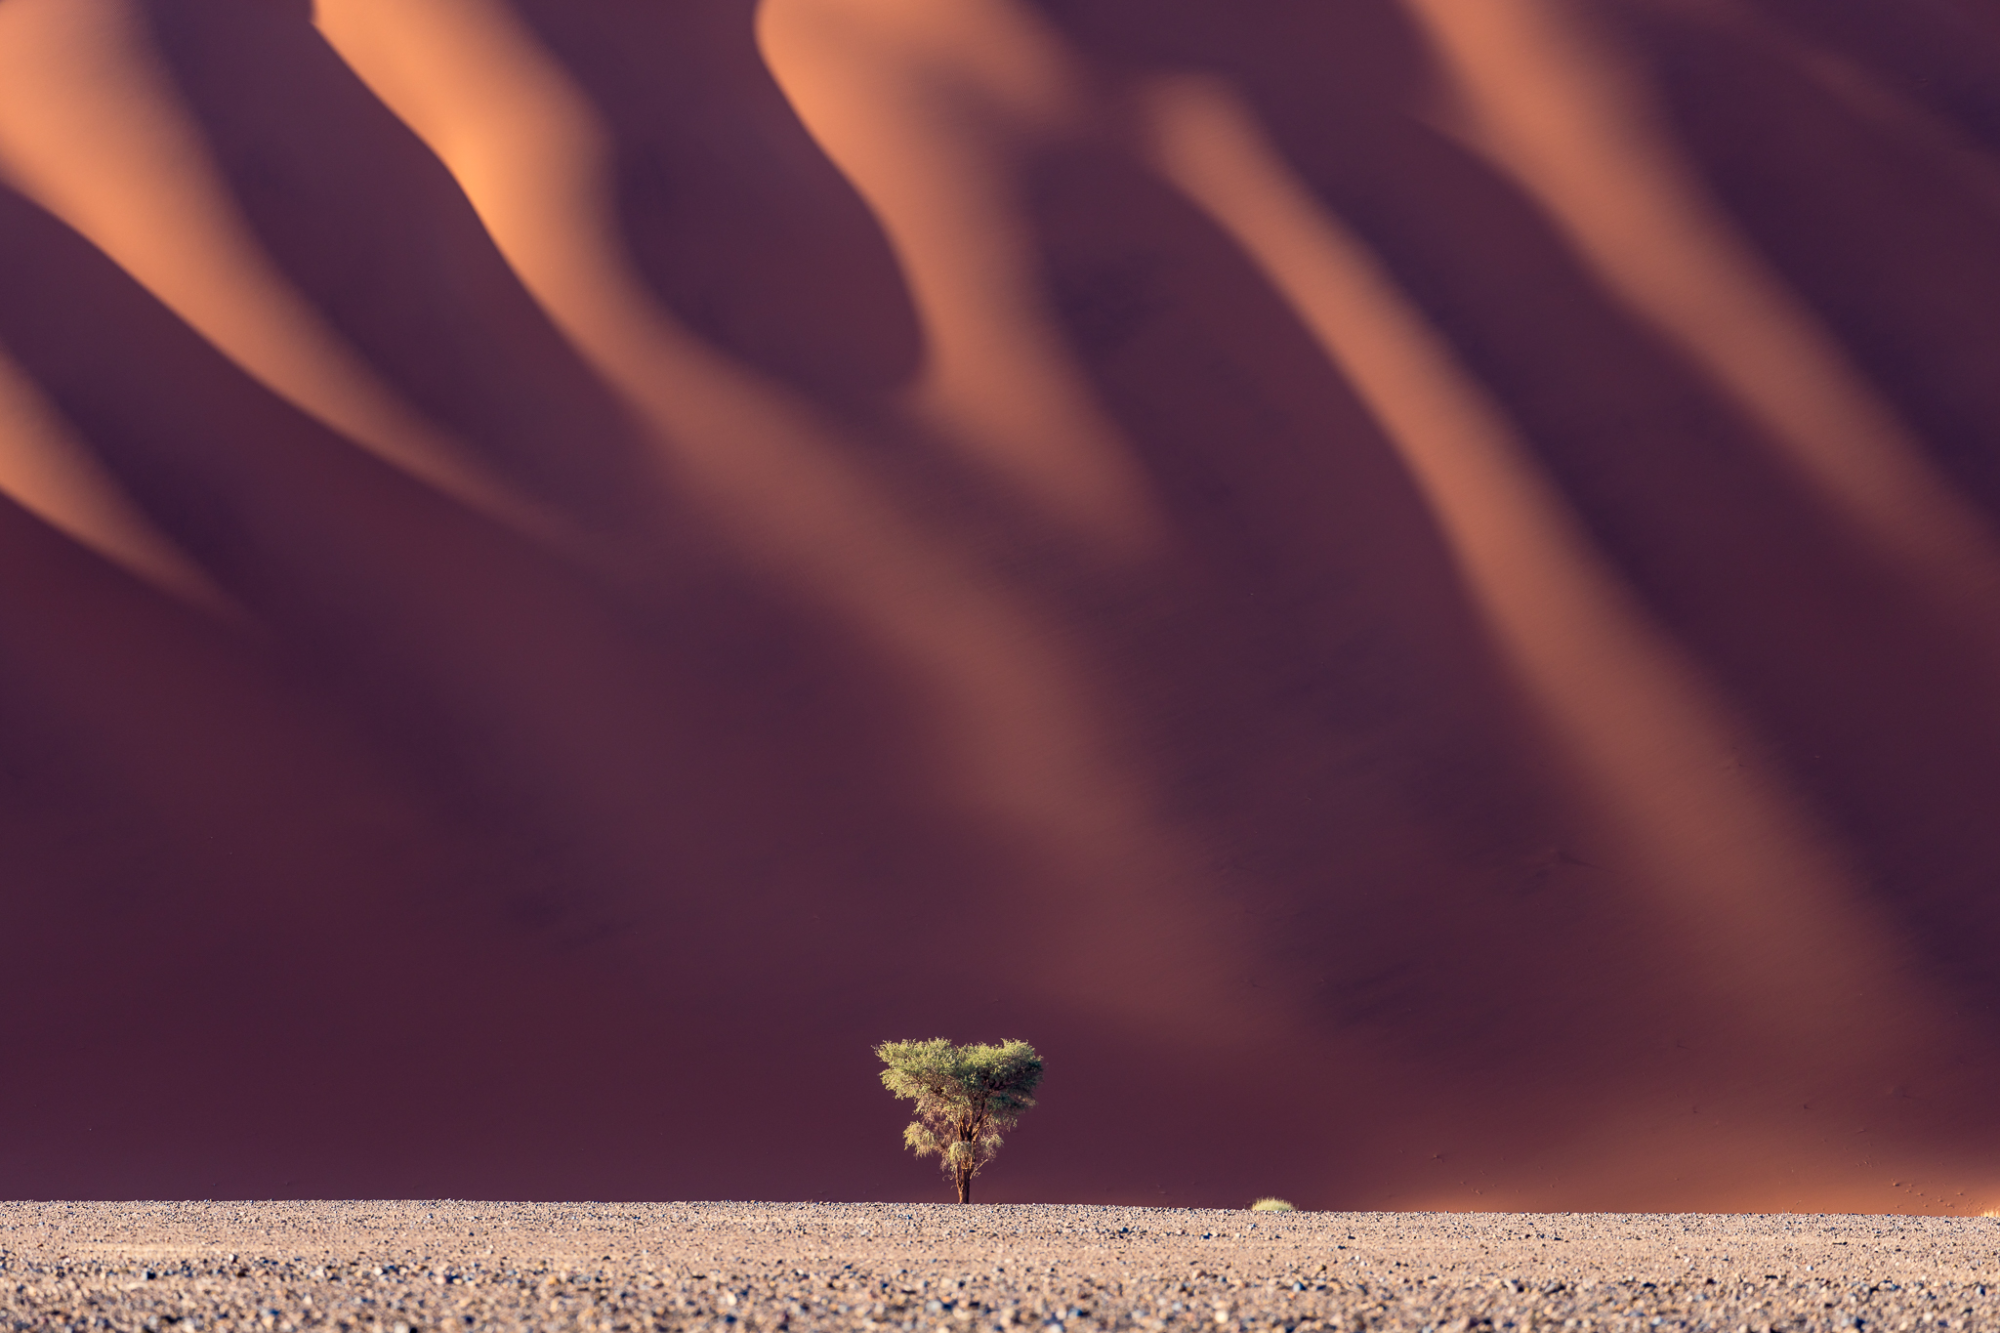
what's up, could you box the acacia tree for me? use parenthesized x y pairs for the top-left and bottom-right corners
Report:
(876, 1038), (1044, 1203)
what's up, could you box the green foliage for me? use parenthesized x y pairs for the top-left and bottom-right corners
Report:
(876, 1038), (1044, 1202)
(1250, 1198), (1297, 1212)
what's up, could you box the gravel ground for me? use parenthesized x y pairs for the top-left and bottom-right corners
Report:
(4, 1201), (1997, 1333)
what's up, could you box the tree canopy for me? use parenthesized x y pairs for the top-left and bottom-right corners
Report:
(876, 1038), (1044, 1203)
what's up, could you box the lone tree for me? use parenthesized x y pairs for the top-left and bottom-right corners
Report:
(876, 1038), (1044, 1203)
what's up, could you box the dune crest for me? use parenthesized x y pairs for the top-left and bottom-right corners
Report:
(2, 0), (1999, 1212)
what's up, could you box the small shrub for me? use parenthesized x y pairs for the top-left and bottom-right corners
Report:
(1250, 1198), (1297, 1212)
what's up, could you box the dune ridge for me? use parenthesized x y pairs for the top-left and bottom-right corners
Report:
(2, 0), (2000, 1210)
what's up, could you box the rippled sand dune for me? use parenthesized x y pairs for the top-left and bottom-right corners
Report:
(4, 0), (2000, 1211)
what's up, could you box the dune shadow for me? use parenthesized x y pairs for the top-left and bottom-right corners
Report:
(1027, 0), (2000, 1036)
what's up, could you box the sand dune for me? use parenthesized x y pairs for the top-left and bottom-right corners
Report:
(3, 0), (2000, 1210)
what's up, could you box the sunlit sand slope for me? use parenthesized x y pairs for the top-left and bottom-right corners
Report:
(3, 0), (2000, 1210)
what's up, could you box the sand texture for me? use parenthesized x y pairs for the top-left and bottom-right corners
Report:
(4, 1202), (1996, 1333)
(13, 0), (2000, 1210)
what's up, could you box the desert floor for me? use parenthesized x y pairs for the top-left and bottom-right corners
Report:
(3, 1201), (1995, 1333)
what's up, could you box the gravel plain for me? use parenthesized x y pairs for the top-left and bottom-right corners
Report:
(4, 1201), (1997, 1333)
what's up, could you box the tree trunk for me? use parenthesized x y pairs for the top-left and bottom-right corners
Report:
(956, 1167), (972, 1203)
